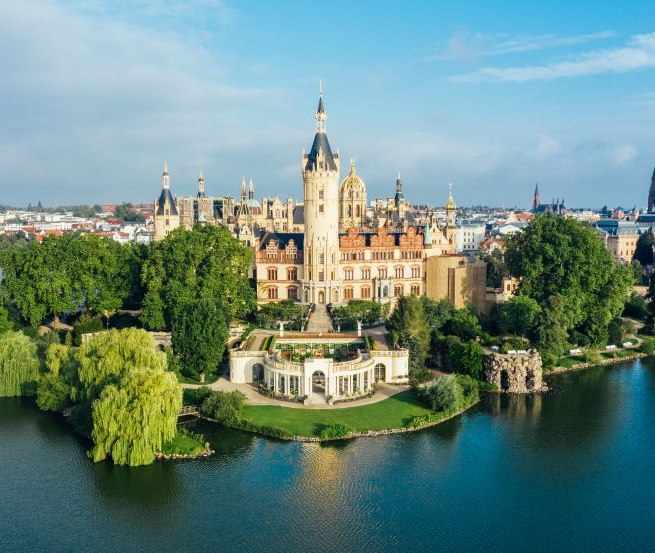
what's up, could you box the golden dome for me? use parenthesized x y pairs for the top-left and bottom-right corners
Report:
(339, 159), (366, 194)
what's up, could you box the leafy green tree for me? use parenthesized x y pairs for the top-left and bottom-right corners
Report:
(90, 368), (182, 466)
(114, 203), (146, 222)
(421, 375), (463, 412)
(477, 249), (508, 288)
(0, 306), (13, 334)
(386, 295), (430, 377)
(141, 225), (255, 330)
(450, 340), (485, 379)
(647, 275), (655, 324)
(331, 300), (385, 328)
(535, 296), (569, 366)
(200, 390), (247, 424)
(420, 297), (454, 332)
(172, 299), (229, 378)
(623, 292), (648, 321)
(498, 296), (541, 338)
(76, 328), (166, 401)
(446, 308), (482, 340)
(633, 229), (654, 266)
(0, 234), (143, 327)
(36, 373), (71, 412)
(505, 213), (632, 351)
(0, 331), (40, 397)
(630, 259), (644, 285)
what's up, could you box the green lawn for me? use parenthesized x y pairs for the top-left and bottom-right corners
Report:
(161, 431), (206, 456)
(556, 355), (584, 368)
(240, 390), (440, 438)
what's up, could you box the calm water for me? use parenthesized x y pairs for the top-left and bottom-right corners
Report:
(2, 359), (655, 553)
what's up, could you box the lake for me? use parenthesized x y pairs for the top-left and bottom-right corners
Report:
(2, 358), (654, 552)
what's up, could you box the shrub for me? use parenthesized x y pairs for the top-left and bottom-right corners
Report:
(319, 422), (352, 440)
(421, 375), (463, 412)
(183, 385), (213, 406)
(200, 390), (247, 424)
(640, 337), (655, 355)
(455, 374), (480, 398)
(583, 350), (602, 365)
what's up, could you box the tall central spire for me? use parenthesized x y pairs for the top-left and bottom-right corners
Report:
(315, 80), (326, 133)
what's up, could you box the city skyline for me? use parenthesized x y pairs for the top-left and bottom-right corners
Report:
(1, 0), (654, 208)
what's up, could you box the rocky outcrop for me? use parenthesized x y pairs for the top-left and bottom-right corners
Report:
(484, 350), (546, 393)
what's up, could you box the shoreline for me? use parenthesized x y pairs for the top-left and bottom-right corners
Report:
(547, 351), (649, 375)
(201, 396), (480, 443)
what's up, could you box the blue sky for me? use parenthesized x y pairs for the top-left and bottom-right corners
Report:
(1, 0), (654, 209)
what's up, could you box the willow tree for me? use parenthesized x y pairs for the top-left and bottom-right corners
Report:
(0, 331), (40, 397)
(91, 368), (182, 466)
(76, 328), (166, 401)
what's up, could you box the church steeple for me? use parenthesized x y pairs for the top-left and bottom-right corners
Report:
(395, 172), (404, 206)
(248, 179), (255, 200)
(533, 182), (540, 211)
(162, 161), (170, 189)
(315, 80), (326, 133)
(648, 163), (655, 213)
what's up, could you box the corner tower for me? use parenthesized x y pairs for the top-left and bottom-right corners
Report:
(301, 88), (341, 304)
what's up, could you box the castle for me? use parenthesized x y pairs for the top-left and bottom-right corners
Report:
(153, 92), (487, 311)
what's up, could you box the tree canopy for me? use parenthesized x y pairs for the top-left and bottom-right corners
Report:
(505, 214), (632, 356)
(171, 299), (228, 378)
(140, 225), (255, 331)
(633, 229), (654, 266)
(76, 328), (166, 401)
(91, 368), (181, 466)
(0, 234), (143, 327)
(0, 331), (40, 397)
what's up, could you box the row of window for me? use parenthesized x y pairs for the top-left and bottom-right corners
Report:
(265, 266), (422, 281)
(266, 284), (421, 300)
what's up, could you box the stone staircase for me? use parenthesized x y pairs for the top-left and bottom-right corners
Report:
(305, 304), (334, 333)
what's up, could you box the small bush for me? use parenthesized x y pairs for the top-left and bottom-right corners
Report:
(200, 390), (247, 424)
(421, 375), (463, 412)
(583, 350), (602, 365)
(183, 386), (213, 406)
(640, 337), (655, 355)
(319, 422), (352, 440)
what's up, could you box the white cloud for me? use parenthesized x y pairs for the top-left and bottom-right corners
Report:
(530, 135), (562, 160)
(612, 143), (637, 166)
(430, 29), (616, 62)
(449, 32), (655, 82)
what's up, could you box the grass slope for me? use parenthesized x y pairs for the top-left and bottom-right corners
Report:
(241, 390), (436, 438)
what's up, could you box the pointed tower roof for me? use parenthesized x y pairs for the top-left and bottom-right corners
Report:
(446, 183), (456, 210)
(305, 87), (337, 172)
(156, 162), (178, 216)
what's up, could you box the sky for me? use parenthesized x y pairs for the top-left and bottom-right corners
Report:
(1, 0), (654, 209)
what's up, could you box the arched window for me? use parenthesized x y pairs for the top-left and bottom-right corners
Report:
(346, 205), (352, 217)
(268, 287), (278, 299)
(356, 205), (361, 217)
(395, 267), (404, 279)
(410, 284), (420, 295)
(344, 268), (354, 280)
(361, 267), (370, 279)
(361, 286), (371, 299)
(394, 285), (403, 297)
(287, 267), (297, 281)
(411, 266), (421, 278)
(378, 267), (387, 279)
(374, 363), (386, 381)
(344, 287), (354, 300)
(288, 286), (298, 300)
(267, 267), (278, 280)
